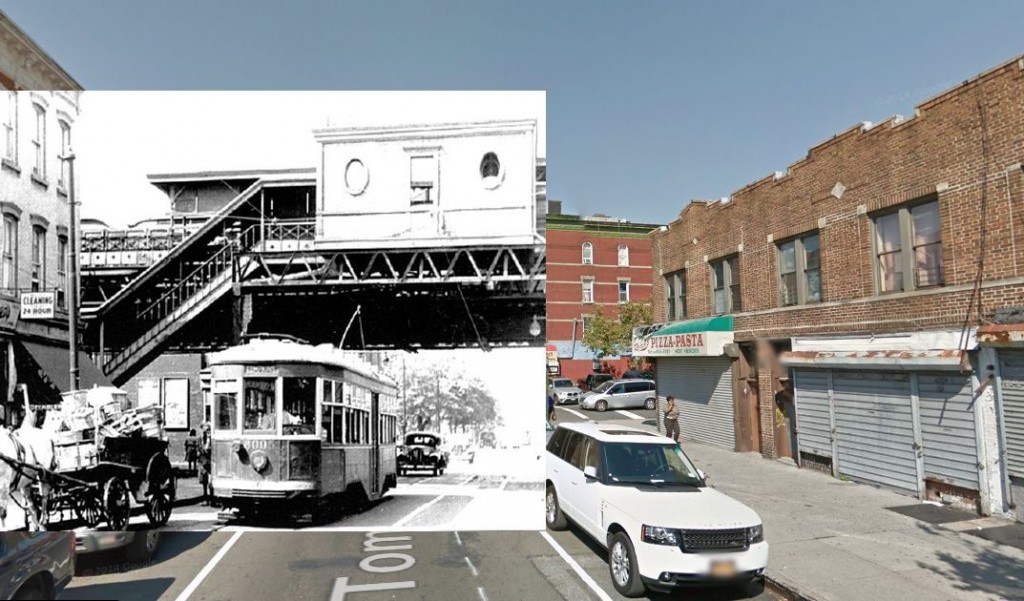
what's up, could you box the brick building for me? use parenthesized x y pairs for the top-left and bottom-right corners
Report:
(638, 55), (1024, 519)
(546, 201), (661, 385)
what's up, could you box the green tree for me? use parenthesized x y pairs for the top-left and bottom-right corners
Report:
(582, 301), (654, 361)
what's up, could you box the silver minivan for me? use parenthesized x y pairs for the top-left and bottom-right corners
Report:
(579, 379), (657, 411)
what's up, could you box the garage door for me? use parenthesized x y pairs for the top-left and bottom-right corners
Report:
(999, 351), (1024, 479)
(831, 371), (919, 496)
(917, 373), (979, 490)
(655, 357), (734, 450)
(792, 369), (833, 459)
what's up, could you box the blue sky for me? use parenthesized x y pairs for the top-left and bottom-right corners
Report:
(6, 1), (1024, 225)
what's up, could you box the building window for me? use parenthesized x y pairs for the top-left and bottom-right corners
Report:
(31, 226), (45, 292)
(581, 314), (591, 335)
(618, 279), (630, 303)
(409, 154), (437, 205)
(57, 235), (67, 308)
(2, 216), (15, 291)
(582, 278), (594, 303)
(58, 120), (71, 192)
(618, 244), (629, 266)
(873, 199), (943, 293)
(778, 233), (821, 306)
(711, 255), (741, 314)
(2, 92), (16, 164)
(665, 269), (686, 321)
(32, 104), (45, 181)
(581, 242), (593, 265)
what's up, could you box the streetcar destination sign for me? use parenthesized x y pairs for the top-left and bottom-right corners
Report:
(20, 292), (56, 319)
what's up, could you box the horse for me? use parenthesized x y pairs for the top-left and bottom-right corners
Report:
(0, 419), (56, 532)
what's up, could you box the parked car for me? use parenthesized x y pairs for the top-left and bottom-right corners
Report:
(397, 432), (449, 476)
(76, 530), (161, 564)
(580, 379), (657, 411)
(0, 533), (75, 600)
(545, 422), (768, 597)
(548, 377), (583, 405)
(584, 372), (615, 391)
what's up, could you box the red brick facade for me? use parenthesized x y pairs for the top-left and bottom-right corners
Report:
(650, 56), (1024, 458)
(546, 210), (662, 385)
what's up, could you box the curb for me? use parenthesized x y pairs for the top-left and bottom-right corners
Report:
(764, 575), (819, 601)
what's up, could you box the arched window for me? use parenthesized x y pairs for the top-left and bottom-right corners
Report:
(582, 242), (593, 265)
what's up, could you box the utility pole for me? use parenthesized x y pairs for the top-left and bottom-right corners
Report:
(66, 150), (80, 391)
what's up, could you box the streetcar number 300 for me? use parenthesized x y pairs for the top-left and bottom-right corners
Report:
(247, 440), (270, 450)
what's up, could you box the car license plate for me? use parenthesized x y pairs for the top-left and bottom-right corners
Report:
(709, 560), (736, 578)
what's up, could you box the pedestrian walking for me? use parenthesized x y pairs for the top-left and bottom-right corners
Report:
(664, 395), (680, 442)
(198, 422), (213, 505)
(547, 392), (557, 425)
(184, 428), (199, 475)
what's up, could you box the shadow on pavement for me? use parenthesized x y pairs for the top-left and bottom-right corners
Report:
(59, 577), (174, 601)
(913, 522), (1024, 600)
(75, 531), (213, 576)
(563, 522), (765, 600)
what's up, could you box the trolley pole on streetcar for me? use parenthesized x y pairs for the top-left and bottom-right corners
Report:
(66, 150), (80, 391)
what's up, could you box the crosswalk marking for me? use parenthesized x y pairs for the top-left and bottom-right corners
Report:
(614, 409), (646, 420)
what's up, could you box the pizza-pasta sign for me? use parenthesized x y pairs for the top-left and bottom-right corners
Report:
(632, 316), (734, 357)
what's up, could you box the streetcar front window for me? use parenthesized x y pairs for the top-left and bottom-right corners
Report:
(243, 378), (276, 433)
(215, 392), (237, 431)
(282, 377), (316, 436)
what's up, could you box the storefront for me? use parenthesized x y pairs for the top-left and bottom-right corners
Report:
(632, 316), (738, 450)
(782, 330), (996, 513)
(977, 323), (1024, 523)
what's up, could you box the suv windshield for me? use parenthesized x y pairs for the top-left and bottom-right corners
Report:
(601, 442), (704, 487)
(552, 379), (573, 388)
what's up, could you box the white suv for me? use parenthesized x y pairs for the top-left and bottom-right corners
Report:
(545, 422), (768, 597)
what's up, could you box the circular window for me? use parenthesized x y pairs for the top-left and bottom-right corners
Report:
(345, 158), (369, 195)
(480, 152), (503, 190)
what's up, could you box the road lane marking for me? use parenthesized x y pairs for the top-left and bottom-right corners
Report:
(539, 532), (614, 601)
(615, 410), (646, 420)
(454, 531), (463, 545)
(174, 531), (244, 601)
(393, 495), (446, 527)
(477, 587), (489, 601)
(558, 407), (590, 420)
(458, 475), (476, 486)
(464, 556), (479, 577)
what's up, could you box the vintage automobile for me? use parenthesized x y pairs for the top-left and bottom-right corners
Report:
(397, 432), (449, 476)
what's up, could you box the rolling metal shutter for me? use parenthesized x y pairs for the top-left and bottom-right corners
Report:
(831, 371), (918, 496)
(917, 373), (979, 490)
(792, 369), (833, 458)
(655, 357), (734, 450)
(998, 350), (1024, 478)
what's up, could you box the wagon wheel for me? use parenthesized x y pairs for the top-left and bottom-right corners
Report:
(145, 453), (174, 527)
(103, 478), (131, 531)
(74, 494), (105, 528)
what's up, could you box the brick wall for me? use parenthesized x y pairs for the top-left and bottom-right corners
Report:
(649, 55), (1024, 458)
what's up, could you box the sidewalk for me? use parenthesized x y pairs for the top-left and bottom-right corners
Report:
(603, 418), (1024, 601)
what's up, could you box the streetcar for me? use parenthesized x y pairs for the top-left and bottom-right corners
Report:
(207, 336), (400, 521)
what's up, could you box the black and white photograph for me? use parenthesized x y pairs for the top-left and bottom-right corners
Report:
(0, 91), (547, 536)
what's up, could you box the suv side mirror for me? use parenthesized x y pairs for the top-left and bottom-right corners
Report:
(583, 465), (598, 480)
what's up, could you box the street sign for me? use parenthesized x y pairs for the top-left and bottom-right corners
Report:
(20, 292), (55, 320)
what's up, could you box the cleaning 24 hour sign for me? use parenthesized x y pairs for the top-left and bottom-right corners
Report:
(20, 292), (56, 320)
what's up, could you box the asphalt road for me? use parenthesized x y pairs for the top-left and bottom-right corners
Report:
(63, 530), (780, 601)
(553, 404), (659, 425)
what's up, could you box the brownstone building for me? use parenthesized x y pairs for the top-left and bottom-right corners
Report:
(639, 55), (1024, 519)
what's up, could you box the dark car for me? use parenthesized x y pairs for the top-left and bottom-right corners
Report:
(397, 432), (449, 476)
(584, 373), (614, 391)
(76, 530), (161, 564)
(0, 533), (75, 600)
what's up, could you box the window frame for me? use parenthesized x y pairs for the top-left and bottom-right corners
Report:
(3, 92), (16, 165)
(31, 103), (45, 182)
(581, 241), (593, 265)
(617, 244), (629, 267)
(777, 232), (822, 307)
(581, 277), (595, 304)
(871, 198), (944, 294)
(56, 234), (67, 308)
(2, 214), (17, 292)
(30, 225), (45, 292)
(58, 119), (71, 193)
(664, 269), (686, 321)
(710, 255), (741, 314)
(409, 153), (438, 205)
(617, 279), (630, 303)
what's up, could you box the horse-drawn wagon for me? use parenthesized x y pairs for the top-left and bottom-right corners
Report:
(0, 387), (176, 531)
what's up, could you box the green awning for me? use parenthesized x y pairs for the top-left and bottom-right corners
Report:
(645, 315), (733, 336)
